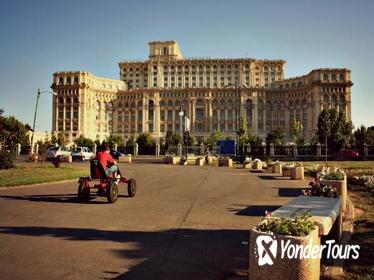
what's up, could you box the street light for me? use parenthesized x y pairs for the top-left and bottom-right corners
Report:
(30, 89), (57, 155)
(178, 106), (184, 154)
(224, 82), (247, 157)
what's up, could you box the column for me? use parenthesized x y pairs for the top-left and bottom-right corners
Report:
(154, 92), (161, 137)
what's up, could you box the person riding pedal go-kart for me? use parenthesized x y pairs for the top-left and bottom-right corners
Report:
(97, 143), (122, 180)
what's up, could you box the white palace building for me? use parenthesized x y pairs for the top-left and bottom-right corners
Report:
(51, 41), (352, 143)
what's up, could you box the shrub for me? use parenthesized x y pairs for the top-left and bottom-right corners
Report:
(0, 149), (15, 169)
(304, 179), (338, 198)
(256, 212), (317, 237)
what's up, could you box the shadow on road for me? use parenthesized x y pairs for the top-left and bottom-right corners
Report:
(277, 187), (306, 197)
(0, 226), (248, 280)
(0, 194), (123, 204)
(228, 205), (281, 216)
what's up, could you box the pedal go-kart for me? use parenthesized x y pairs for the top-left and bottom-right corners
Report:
(77, 159), (136, 203)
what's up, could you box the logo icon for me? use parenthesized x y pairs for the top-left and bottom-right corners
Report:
(256, 235), (277, 266)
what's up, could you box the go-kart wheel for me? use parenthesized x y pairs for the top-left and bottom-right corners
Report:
(107, 180), (119, 203)
(78, 182), (90, 202)
(127, 178), (137, 197)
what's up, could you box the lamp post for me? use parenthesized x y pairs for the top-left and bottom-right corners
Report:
(178, 106), (184, 154)
(30, 89), (57, 155)
(224, 82), (247, 157)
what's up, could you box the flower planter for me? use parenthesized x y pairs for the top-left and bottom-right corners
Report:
(253, 160), (263, 171)
(218, 158), (232, 167)
(321, 175), (347, 212)
(172, 156), (182, 165)
(243, 162), (253, 169)
(249, 228), (320, 280)
(291, 166), (304, 180)
(195, 157), (204, 166)
(272, 162), (283, 174)
(282, 165), (294, 177)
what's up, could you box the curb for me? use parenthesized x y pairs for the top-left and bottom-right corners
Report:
(0, 179), (76, 190)
(325, 196), (355, 278)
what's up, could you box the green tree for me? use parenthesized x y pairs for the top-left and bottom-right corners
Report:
(136, 133), (155, 155)
(56, 132), (68, 147)
(291, 121), (304, 146)
(165, 131), (182, 149)
(266, 128), (286, 146)
(105, 135), (124, 149)
(238, 118), (249, 148)
(205, 130), (225, 147)
(75, 136), (95, 150)
(316, 108), (353, 160)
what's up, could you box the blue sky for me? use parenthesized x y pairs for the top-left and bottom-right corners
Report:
(0, 0), (373, 131)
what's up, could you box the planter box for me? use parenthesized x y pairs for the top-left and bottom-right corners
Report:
(272, 162), (283, 174)
(267, 163), (274, 172)
(243, 162), (253, 169)
(206, 156), (216, 165)
(321, 175), (347, 213)
(163, 156), (172, 164)
(253, 160), (263, 171)
(121, 155), (132, 163)
(172, 156), (181, 165)
(249, 228), (320, 280)
(218, 158), (232, 167)
(291, 166), (304, 180)
(195, 158), (204, 166)
(282, 165), (294, 177)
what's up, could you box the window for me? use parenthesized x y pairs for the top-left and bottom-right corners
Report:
(66, 77), (71, 85)
(323, 74), (328, 81)
(59, 77), (63, 85)
(339, 74), (344, 82)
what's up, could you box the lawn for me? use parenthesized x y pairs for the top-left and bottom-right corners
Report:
(0, 163), (89, 187)
(345, 184), (374, 279)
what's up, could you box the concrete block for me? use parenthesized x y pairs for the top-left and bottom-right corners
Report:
(272, 162), (283, 174)
(249, 227), (320, 280)
(195, 158), (204, 166)
(291, 166), (304, 180)
(321, 175), (347, 213)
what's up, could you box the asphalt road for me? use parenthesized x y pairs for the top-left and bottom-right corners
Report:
(0, 163), (307, 280)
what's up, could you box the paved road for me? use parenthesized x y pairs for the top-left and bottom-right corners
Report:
(0, 163), (307, 280)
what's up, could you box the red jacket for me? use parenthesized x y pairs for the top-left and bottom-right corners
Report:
(97, 151), (115, 170)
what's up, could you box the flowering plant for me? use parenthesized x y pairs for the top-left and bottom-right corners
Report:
(318, 166), (345, 181)
(256, 212), (316, 237)
(304, 178), (338, 198)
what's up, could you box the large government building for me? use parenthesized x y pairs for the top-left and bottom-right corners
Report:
(51, 41), (352, 143)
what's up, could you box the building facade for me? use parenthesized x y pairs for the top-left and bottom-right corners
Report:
(51, 41), (352, 143)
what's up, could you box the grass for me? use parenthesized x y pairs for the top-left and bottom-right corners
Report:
(0, 163), (89, 187)
(344, 183), (374, 279)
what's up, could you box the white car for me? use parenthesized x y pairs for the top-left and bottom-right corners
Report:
(71, 147), (94, 161)
(47, 147), (71, 160)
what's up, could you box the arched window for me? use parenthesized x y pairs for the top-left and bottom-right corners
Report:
(163, 47), (168, 55)
(59, 77), (64, 85)
(74, 77), (79, 84)
(246, 99), (253, 127)
(323, 74), (328, 81)
(148, 100), (154, 122)
(227, 99), (234, 107)
(74, 97), (79, 104)
(167, 100), (173, 107)
(339, 74), (344, 82)
(66, 97), (71, 105)
(220, 99), (226, 107)
(66, 77), (71, 85)
(258, 99), (264, 132)
(331, 74), (337, 81)
(298, 81), (303, 87)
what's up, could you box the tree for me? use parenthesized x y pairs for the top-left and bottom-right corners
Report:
(238, 118), (249, 153)
(75, 136), (95, 150)
(316, 108), (353, 161)
(105, 135), (124, 149)
(266, 128), (286, 146)
(291, 121), (304, 146)
(136, 133), (155, 155)
(205, 130), (225, 147)
(165, 131), (182, 149)
(56, 133), (68, 147)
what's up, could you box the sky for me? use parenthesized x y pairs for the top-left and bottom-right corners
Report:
(0, 0), (373, 132)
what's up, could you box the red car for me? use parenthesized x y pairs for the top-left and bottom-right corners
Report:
(336, 150), (359, 158)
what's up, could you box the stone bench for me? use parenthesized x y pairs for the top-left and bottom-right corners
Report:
(195, 157), (204, 166)
(272, 195), (341, 237)
(282, 165), (294, 177)
(163, 156), (181, 165)
(272, 162), (283, 174)
(252, 160), (263, 171)
(243, 161), (253, 169)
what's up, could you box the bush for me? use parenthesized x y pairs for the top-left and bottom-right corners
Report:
(0, 150), (15, 169)
(256, 212), (317, 237)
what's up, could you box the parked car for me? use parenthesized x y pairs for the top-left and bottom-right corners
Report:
(72, 147), (94, 161)
(47, 146), (71, 160)
(336, 150), (359, 158)
(110, 150), (125, 161)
